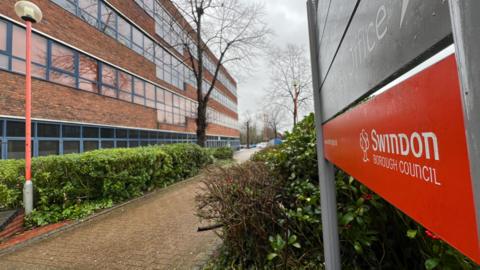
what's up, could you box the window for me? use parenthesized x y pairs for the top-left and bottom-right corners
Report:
(116, 141), (127, 148)
(0, 21), (7, 51)
(118, 71), (132, 102)
(133, 78), (145, 105)
(83, 127), (99, 138)
(101, 141), (114, 148)
(117, 16), (131, 47)
(78, 0), (98, 27)
(79, 55), (98, 92)
(51, 43), (75, 73)
(84, 141), (99, 152)
(64, 141), (80, 154)
(7, 121), (26, 137)
(7, 140), (31, 159)
(116, 129), (127, 138)
(37, 123), (60, 137)
(63, 125), (80, 137)
(52, 0), (76, 14)
(132, 27), (143, 55)
(129, 130), (139, 139)
(38, 141), (59, 156)
(100, 3), (116, 38)
(50, 43), (76, 87)
(101, 128), (114, 138)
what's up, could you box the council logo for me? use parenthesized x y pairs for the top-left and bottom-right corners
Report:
(360, 129), (370, 162)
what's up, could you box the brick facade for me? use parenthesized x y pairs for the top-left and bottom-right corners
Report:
(0, 0), (239, 138)
(0, 71), (239, 137)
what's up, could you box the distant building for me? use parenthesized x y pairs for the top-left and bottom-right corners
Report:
(0, 0), (239, 159)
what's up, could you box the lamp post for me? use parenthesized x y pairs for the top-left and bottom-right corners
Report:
(14, 1), (43, 215)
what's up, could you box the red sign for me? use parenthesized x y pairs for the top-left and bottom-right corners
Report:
(323, 54), (480, 263)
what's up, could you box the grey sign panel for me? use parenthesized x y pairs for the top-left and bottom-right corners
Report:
(316, 0), (332, 45)
(319, 0), (452, 122)
(318, 0), (358, 82)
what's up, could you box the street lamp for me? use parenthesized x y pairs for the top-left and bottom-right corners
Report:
(14, 1), (43, 215)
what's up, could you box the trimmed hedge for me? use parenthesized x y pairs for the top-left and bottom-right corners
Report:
(0, 144), (213, 226)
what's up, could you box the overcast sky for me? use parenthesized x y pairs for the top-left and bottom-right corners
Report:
(236, 0), (310, 124)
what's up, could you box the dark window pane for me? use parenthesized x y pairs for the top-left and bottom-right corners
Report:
(7, 121), (25, 137)
(140, 141), (149, 146)
(129, 130), (139, 139)
(129, 141), (139, 147)
(101, 141), (114, 148)
(116, 141), (127, 148)
(140, 131), (148, 139)
(63, 141), (80, 154)
(116, 129), (127, 138)
(0, 120), (3, 136)
(38, 141), (59, 156)
(83, 127), (99, 138)
(83, 141), (99, 152)
(7, 140), (32, 159)
(37, 123), (60, 137)
(149, 132), (157, 139)
(62, 125), (81, 138)
(101, 128), (114, 138)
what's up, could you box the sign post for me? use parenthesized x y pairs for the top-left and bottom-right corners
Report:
(449, 0), (480, 249)
(307, 1), (341, 269)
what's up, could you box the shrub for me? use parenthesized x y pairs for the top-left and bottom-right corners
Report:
(200, 114), (479, 269)
(211, 147), (234, 160)
(198, 162), (286, 268)
(0, 144), (212, 227)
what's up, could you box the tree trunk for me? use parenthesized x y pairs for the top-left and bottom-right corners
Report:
(196, 102), (207, 147)
(246, 121), (250, 149)
(293, 91), (299, 126)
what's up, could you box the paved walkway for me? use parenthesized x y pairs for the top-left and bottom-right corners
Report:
(0, 150), (256, 270)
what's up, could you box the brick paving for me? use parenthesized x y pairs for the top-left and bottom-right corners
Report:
(0, 149), (257, 270)
(0, 178), (219, 270)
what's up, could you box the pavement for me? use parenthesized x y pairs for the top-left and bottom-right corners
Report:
(0, 148), (257, 270)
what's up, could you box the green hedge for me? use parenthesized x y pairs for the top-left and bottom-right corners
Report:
(210, 147), (234, 160)
(0, 144), (212, 226)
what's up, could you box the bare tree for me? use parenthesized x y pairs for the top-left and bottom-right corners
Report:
(266, 44), (313, 126)
(263, 106), (286, 140)
(167, 0), (270, 147)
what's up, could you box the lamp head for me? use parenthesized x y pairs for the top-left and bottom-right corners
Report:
(14, 1), (42, 23)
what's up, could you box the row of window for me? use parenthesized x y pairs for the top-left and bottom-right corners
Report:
(0, 118), (240, 160)
(133, 0), (237, 95)
(51, 0), (238, 99)
(51, 0), (236, 112)
(0, 19), (238, 129)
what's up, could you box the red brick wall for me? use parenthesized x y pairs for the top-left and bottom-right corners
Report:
(0, 71), (240, 137)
